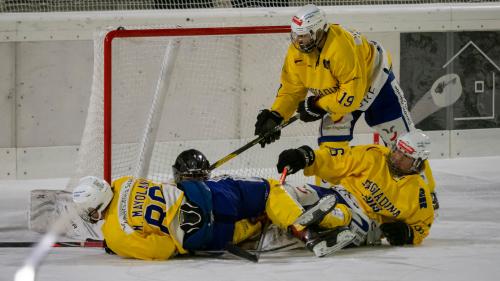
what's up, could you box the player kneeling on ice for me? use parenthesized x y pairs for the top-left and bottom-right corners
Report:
(276, 130), (436, 246)
(72, 149), (362, 260)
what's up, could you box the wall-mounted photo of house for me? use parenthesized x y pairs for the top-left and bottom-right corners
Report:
(400, 31), (500, 130)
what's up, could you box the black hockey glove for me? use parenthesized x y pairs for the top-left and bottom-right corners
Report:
(254, 109), (284, 148)
(297, 96), (327, 122)
(380, 222), (414, 246)
(276, 145), (315, 174)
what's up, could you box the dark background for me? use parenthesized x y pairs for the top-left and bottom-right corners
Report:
(400, 31), (500, 130)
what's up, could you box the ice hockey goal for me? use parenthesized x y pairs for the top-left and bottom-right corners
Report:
(70, 25), (323, 188)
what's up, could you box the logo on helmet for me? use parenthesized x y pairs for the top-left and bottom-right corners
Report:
(292, 16), (303, 26)
(397, 140), (416, 155)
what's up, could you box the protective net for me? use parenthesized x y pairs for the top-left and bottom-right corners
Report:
(1, 0), (497, 12)
(70, 25), (326, 189)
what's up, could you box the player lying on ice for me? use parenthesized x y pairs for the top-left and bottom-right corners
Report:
(72, 149), (377, 260)
(276, 130), (436, 247)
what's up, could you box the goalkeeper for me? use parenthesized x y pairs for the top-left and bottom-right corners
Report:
(254, 4), (414, 149)
(276, 130), (436, 246)
(72, 149), (373, 260)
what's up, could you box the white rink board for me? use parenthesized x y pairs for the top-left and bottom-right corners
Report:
(0, 129), (490, 179)
(450, 128), (500, 157)
(16, 146), (79, 179)
(0, 148), (16, 179)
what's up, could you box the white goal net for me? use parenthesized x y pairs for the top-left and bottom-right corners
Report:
(71, 25), (331, 189)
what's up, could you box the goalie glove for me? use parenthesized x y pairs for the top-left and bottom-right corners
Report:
(276, 145), (315, 174)
(380, 221), (414, 246)
(298, 96), (327, 122)
(254, 109), (284, 148)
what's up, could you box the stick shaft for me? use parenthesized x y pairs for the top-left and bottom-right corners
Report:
(0, 240), (103, 248)
(209, 114), (299, 170)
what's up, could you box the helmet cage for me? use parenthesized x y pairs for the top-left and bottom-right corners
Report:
(291, 30), (327, 53)
(388, 130), (431, 175)
(82, 203), (104, 224)
(387, 150), (424, 176)
(172, 166), (210, 183)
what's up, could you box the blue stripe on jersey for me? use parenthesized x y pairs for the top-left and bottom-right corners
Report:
(364, 71), (406, 127)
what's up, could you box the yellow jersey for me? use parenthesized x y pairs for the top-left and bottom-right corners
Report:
(304, 145), (435, 245)
(101, 176), (267, 260)
(271, 24), (377, 122)
(101, 176), (186, 260)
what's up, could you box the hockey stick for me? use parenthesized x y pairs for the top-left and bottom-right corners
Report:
(194, 240), (300, 257)
(253, 167), (289, 261)
(0, 239), (103, 248)
(209, 114), (299, 170)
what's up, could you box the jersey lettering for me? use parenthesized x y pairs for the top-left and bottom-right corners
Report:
(362, 180), (401, 217)
(143, 185), (169, 234)
(338, 92), (355, 107)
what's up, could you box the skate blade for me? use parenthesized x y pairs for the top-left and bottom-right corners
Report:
(312, 229), (356, 258)
(294, 195), (337, 227)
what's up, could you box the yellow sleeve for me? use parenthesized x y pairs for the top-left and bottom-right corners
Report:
(232, 219), (262, 245)
(271, 48), (308, 120)
(422, 160), (436, 193)
(383, 177), (435, 245)
(303, 145), (362, 183)
(409, 197), (434, 245)
(265, 178), (304, 229)
(410, 217), (433, 245)
(104, 229), (177, 260)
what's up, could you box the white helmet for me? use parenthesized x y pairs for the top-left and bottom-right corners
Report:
(290, 4), (328, 53)
(72, 176), (113, 223)
(394, 130), (431, 172)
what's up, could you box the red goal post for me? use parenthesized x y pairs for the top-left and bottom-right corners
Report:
(102, 26), (291, 183)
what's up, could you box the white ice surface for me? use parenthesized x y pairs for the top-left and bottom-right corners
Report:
(1, 156), (500, 281)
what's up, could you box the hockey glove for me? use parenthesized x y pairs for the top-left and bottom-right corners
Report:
(297, 96), (327, 122)
(276, 145), (315, 174)
(254, 109), (284, 148)
(380, 221), (414, 246)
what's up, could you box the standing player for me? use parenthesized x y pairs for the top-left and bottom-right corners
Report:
(254, 4), (414, 149)
(276, 130), (436, 246)
(72, 149), (370, 260)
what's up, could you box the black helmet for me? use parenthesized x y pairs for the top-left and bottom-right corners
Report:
(172, 149), (210, 183)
